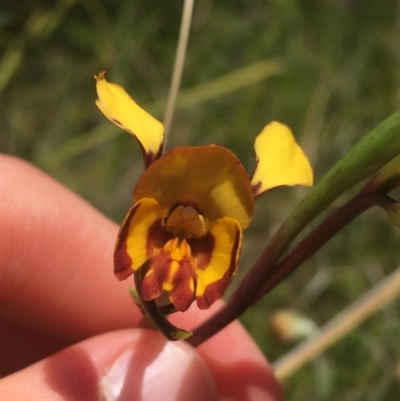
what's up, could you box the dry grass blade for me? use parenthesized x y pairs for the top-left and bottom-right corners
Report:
(273, 265), (400, 381)
(163, 0), (195, 143)
(35, 59), (283, 168)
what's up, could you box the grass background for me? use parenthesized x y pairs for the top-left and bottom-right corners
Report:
(1, 0), (400, 399)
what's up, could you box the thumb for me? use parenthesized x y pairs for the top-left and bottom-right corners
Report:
(0, 329), (217, 401)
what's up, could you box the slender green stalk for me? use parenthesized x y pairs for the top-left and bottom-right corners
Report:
(134, 273), (191, 340)
(163, 0), (195, 144)
(254, 194), (373, 300)
(186, 193), (372, 347)
(186, 110), (400, 347)
(187, 188), (399, 346)
(187, 189), (400, 347)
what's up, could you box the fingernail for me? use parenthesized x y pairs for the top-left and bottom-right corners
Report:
(100, 339), (217, 401)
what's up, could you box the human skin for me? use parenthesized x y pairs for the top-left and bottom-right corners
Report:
(0, 154), (282, 401)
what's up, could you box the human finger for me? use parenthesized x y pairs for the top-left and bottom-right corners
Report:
(0, 329), (218, 401)
(0, 155), (282, 400)
(0, 154), (140, 342)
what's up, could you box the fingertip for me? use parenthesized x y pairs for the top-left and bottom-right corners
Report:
(0, 329), (217, 401)
(170, 302), (283, 401)
(99, 332), (217, 401)
(0, 155), (140, 340)
(196, 321), (283, 401)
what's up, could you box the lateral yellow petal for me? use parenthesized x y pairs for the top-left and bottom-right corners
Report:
(251, 122), (313, 197)
(95, 72), (164, 167)
(195, 217), (242, 309)
(134, 146), (255, 229)
(114, 198), (166, 280)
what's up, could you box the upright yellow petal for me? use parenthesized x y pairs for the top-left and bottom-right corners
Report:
(251, 122), (313, 197)
(95, 72), (164, 167)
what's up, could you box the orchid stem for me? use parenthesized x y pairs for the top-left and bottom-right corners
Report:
(186, 111), (400, 347)
(254, 193), (372, 301)
(163, 0), (195, 145)
(187, 191), (385, 347)
(134, 273), (192, 340)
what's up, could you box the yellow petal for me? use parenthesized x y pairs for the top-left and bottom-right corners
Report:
(134, 145), (255, 229)
(194, 217), (242, 309)
(251, 122), (313, 197)
(95, 71), (164, 167)
(114, 198), (169, 280)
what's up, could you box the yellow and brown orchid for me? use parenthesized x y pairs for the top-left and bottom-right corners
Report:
(95, 71), (313, 315)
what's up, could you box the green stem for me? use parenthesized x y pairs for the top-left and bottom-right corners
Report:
(187, 226), (288, 347)
(254, 194), (374, 300)
(134, 273), (192, 340)
(186, 110), (400, 347)
(186, 193), (370, 346)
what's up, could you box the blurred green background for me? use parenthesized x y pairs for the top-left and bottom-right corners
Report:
(1, 0), (400, 399)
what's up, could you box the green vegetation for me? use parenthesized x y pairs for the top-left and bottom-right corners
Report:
(2, 0), (400, 399)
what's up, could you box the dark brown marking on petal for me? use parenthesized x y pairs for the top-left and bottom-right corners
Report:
(196, 229), (241, 310)
(253, 181), (284, 198)
(251, 181), (262, 198)
(111, 117), (122, 126)
(250, 158), (263, 198)
(249, 157), (259, 182)
(140, 142), (163, 170)
(141, 243), (196, 312)
(169, 260), (196, 312)
(144, 146), (163, 169)
(114, 203), (141, 281)
(140, 251), (169, 301)
(111, 118), (134, 136)
(146, 220), (173, 258)
(109, 122), (163, 170)
(188, 233), (215, 270)
(95, 71), (106, 80)
(140, 267), (163, 302)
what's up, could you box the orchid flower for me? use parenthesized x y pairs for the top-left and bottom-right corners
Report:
(95, 71), (313, 316)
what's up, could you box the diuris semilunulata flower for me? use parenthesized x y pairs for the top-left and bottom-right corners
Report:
(95, 71), (313, 314)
